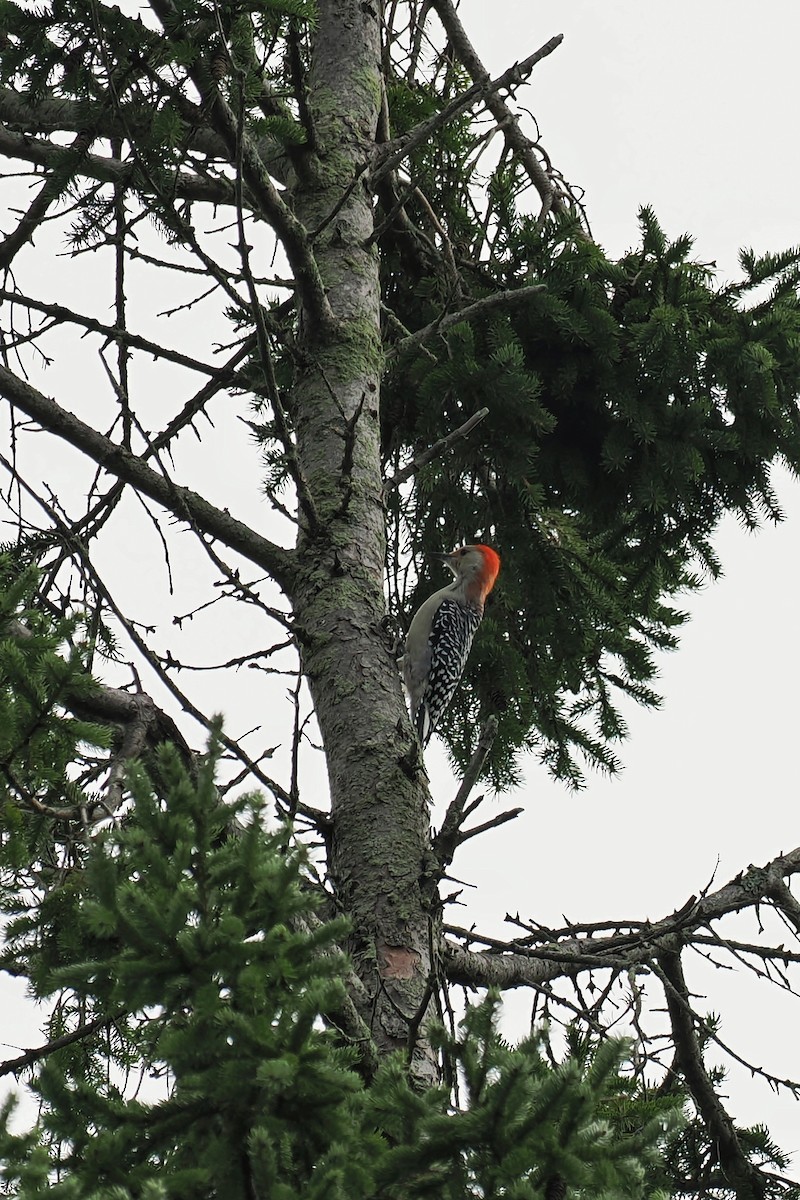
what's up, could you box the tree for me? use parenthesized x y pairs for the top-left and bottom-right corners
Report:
(1, 1), (799, 1195)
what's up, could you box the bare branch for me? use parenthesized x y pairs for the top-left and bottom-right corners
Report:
(430, 2), (573, 223)
(297, 910), (379, 1081)
(0, 86), (288, 182)
(0, 289), (244, 380)
(387, 285), (546, 361)
(457, 806), (524, 844)
(372, 36), (564, 185)
(0, 366), (296, 589)
(148, 0), (335, 338)
(444, 940), (625, 990)
(0, 125), (236, 206)
(434, 715), (497, 870)
(232, 88), (319, 535)
(657, 949), (769, 1200)
(766, 871), (800, 932)
(444, 848), (800, 987)
(383, 407), (489, 495)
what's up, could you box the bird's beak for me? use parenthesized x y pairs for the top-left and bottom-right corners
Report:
(429, 549), (459, 577)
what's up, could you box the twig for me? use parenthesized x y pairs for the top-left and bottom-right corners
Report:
(457, 806), (524, 844)
(387, 284), (546, 361)
(433, 716), (497, 869)
(383, 407), (489, 495)
(766, 871), (800, 932)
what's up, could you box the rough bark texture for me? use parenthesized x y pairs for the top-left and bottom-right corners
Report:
(288, 0), (439, 1082)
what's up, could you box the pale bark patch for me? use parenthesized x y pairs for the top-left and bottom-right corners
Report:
(378, 943), (421, 980)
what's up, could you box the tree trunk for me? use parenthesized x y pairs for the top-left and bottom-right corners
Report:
(289, 0), (439, 1083)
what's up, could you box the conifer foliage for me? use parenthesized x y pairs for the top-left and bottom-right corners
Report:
(0, 733), (682, 1199)
(1, 0), (800, 1196)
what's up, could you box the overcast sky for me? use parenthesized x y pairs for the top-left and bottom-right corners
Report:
(448, 0), (800, 1160)
(2, 0), (799, 1166)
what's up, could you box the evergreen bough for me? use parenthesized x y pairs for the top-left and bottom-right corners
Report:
(0, 730), (683, 1199)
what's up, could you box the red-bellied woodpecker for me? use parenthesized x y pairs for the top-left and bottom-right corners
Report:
(400, 544), (501, 745)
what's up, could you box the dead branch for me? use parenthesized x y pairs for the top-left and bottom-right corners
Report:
(0, 78), (292, 186)
(434, 716), (497, 870)
(232, 91), (320, 535)
(0, 365), (295, 590)
(383, 407), (489, 495)
(0, 125), (235, 207)
(148, 0), (334, 339)
(0, 289), (244, 380)
(387, 285), (547, 360)
(431, 1), (572, 223)
(443, 847), (800, 987)
(372, 35), (564, 185)
(657, 949), (769, 1200)
(456, 806), (524, 845)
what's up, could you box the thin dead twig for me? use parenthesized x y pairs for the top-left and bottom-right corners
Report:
(433, 716), (497, 869)
(387, 284), (546, 361)
(383, 407), (489, 495)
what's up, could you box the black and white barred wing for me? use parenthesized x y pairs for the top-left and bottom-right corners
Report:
(414, 598), (481, 745)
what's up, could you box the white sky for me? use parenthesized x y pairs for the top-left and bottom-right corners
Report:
(2, 0), (800, 1170)
(446, 0), (800, 1162)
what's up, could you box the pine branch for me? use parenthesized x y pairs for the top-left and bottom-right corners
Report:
(0, 365), (296, 590)
(0, 1009), (126, 1078)
(6, 614), (196, 802)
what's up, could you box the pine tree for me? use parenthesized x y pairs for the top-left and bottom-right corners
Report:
(0, 731), (687, 1199)
(1, 2), (800, 1196)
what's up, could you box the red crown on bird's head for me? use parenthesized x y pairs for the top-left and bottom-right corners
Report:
(471, 543), (501, 599)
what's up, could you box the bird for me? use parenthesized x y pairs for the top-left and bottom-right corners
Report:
(400, 544), (501, 745)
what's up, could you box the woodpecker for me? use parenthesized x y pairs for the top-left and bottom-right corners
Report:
(400, 544), (501, 746)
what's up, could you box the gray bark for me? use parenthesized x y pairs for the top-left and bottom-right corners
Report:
(287, 0), (440, 1082)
